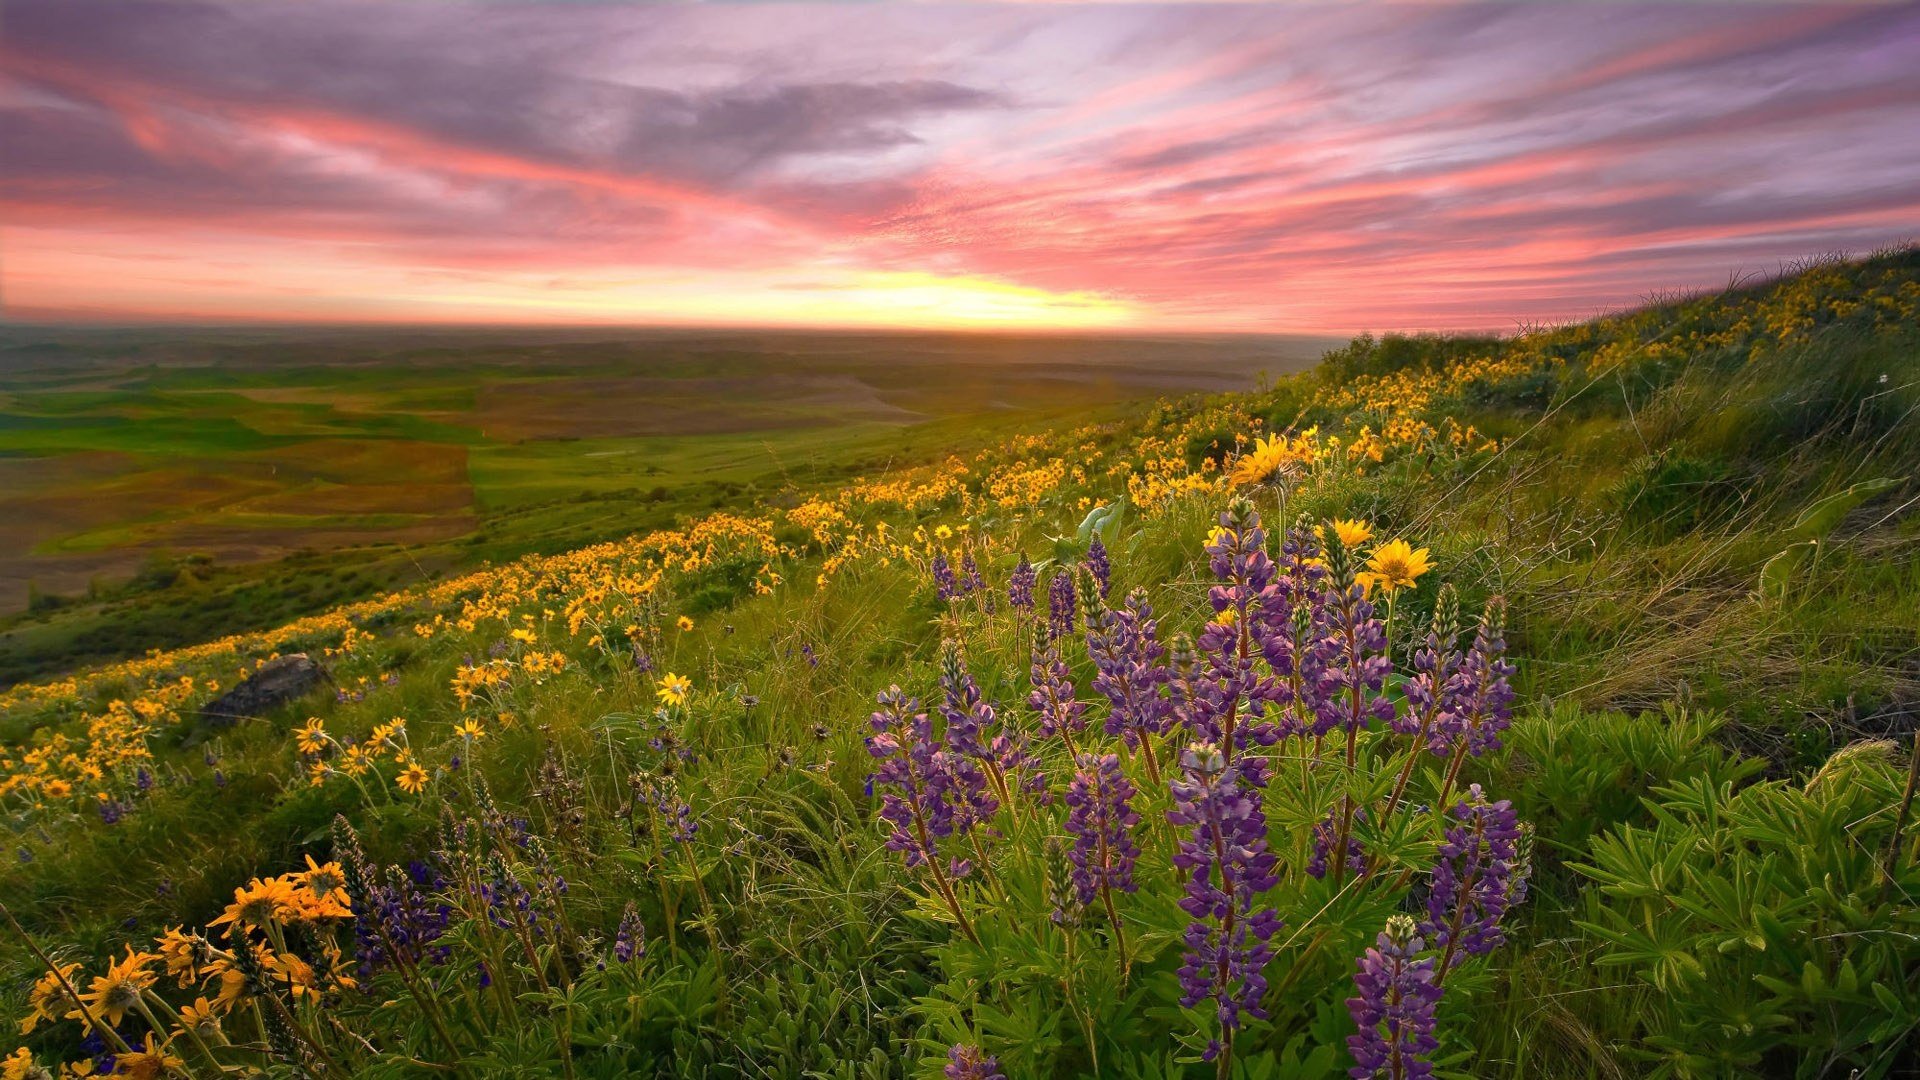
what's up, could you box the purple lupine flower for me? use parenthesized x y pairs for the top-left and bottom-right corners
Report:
(941, 641), (1034, 803)
(1047, 569), (1077, 642)
(1086, 533), (1112, 597)
(1044, 835), (1085, 928)
(664, 794), (698, 844)
(945, 1044), (1007, 1080)
(1180, 502), (1285, 775)
(1399, 585), (1464, 755)
(367, 863), (455, 975)
(1256, 526), (1339, 737)
(1009, 555), (1036, 612)
(940, 642), (999, 761)
(472, 855), (541, 930)
(1318, 532), (1396, 739)
(613, 902), (646, 963)
(960, 550), (986, 596)
(1166, 742), (1283, 1060)
(932, 551), (958, 603)
(866, 687), (965, 870)
(335, 817), (449, 978)
(1346, 915), (1441, 1080)
(1455, 599), (1515, 758)
(1063, 753), (1141, 906)
(1028, 635), (1088, 741)
(1307, 808), (1368, 880)
(1089, 588), (1172, 750)
(1420, 785), (1524, 969)
(631, 642), (655, 674)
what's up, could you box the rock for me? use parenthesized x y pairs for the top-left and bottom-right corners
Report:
(199, 654), (330, 728)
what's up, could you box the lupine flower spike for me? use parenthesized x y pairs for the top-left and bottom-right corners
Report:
(1347, 915), (1441, 1080)
(865, 686), (981, 943)
(1167, 742), (1282, 1074)
(1088, 588), (1172, 782)
(1086, 533), (1112, 597)
(1421, 784), (1526, 982)
(945, 1043), (1007, 1080)
(1008, 554), (1037, 612)
(1047, 568), (1077, 643)
(1063, 751), (1141, 976)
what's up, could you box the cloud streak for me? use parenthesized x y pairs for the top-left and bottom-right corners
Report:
(3, 1), (1917, 330)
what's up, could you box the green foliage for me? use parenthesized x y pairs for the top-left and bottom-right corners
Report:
(1502, 702), (1765, 859)
(1574, 746), (1920, 1077)
(1606, 452), (1745, 539)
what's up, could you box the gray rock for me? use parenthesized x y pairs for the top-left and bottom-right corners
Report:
(199, 653), (330, 727)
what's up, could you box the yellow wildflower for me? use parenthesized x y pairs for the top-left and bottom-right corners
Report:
(657, 672), (692, 707)
(294, 718), (328, 755)
(19, 962), (80, 1035)
(1329, 518), (1373, 547)
(1361, 539), (1433, 595)
(2, 1047), (44, 1080)
(396, 763), (430, 795)
(71, 947), (158, 1026)
(111, 1033), (181, 1080)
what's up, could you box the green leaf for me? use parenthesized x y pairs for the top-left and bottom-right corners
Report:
(1757, 540), (1817, 601)
(1789, 476), (1901, 539)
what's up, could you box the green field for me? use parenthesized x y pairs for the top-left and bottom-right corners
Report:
(0, 328), (1331, 684)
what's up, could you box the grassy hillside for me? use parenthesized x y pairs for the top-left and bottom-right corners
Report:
(1, 251), (1917, 1079)
(0, 330), (1324, 685)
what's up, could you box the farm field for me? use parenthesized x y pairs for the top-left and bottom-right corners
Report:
(0, 329), (1330, 684)
(1, 252), (1916, 1078)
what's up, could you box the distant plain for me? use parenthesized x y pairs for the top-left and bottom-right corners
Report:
(0, 326), (1333, 683)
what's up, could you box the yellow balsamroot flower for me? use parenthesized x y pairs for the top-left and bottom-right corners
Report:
(1362, 539), (1433, 595)
(208, 877), (300, 938)
(677, 615), (695, 632)
(3, 1047), (41, 1080)
(71, 947), (159, 1026)
(340, 743), (376, 777)
(111, 1033), (182, 1080)
(657, 672), (693, 707)
(396, 763), (430, 795)
(453, 718), (487, 742)
(207, 957), (249, 1013)
(1329, 518), (1373, 548)
(19, 962), (80, 1034)
(294, 718), (328, 755)
(154, 928), (204, 987)
(176, 997), (222, 1040)
(1216, 606), (1240, 627)
(298, 855), (351, 914)
(1229, 435), (1293, 488)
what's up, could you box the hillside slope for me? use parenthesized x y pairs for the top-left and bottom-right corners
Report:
(2, 250), (1918, 1079)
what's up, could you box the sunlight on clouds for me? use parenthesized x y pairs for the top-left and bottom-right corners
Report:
(428, 271), (1136, 329)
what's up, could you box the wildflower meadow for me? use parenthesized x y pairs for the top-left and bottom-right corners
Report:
(2, 251), (1918, 1078)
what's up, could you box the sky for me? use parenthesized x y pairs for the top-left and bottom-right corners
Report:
(3, 2), (1918, 333)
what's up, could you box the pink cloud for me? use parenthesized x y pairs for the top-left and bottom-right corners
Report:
(3, 2), (1917, 331)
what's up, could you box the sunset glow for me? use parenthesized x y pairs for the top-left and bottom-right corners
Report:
(4, 2), (1918, 331)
